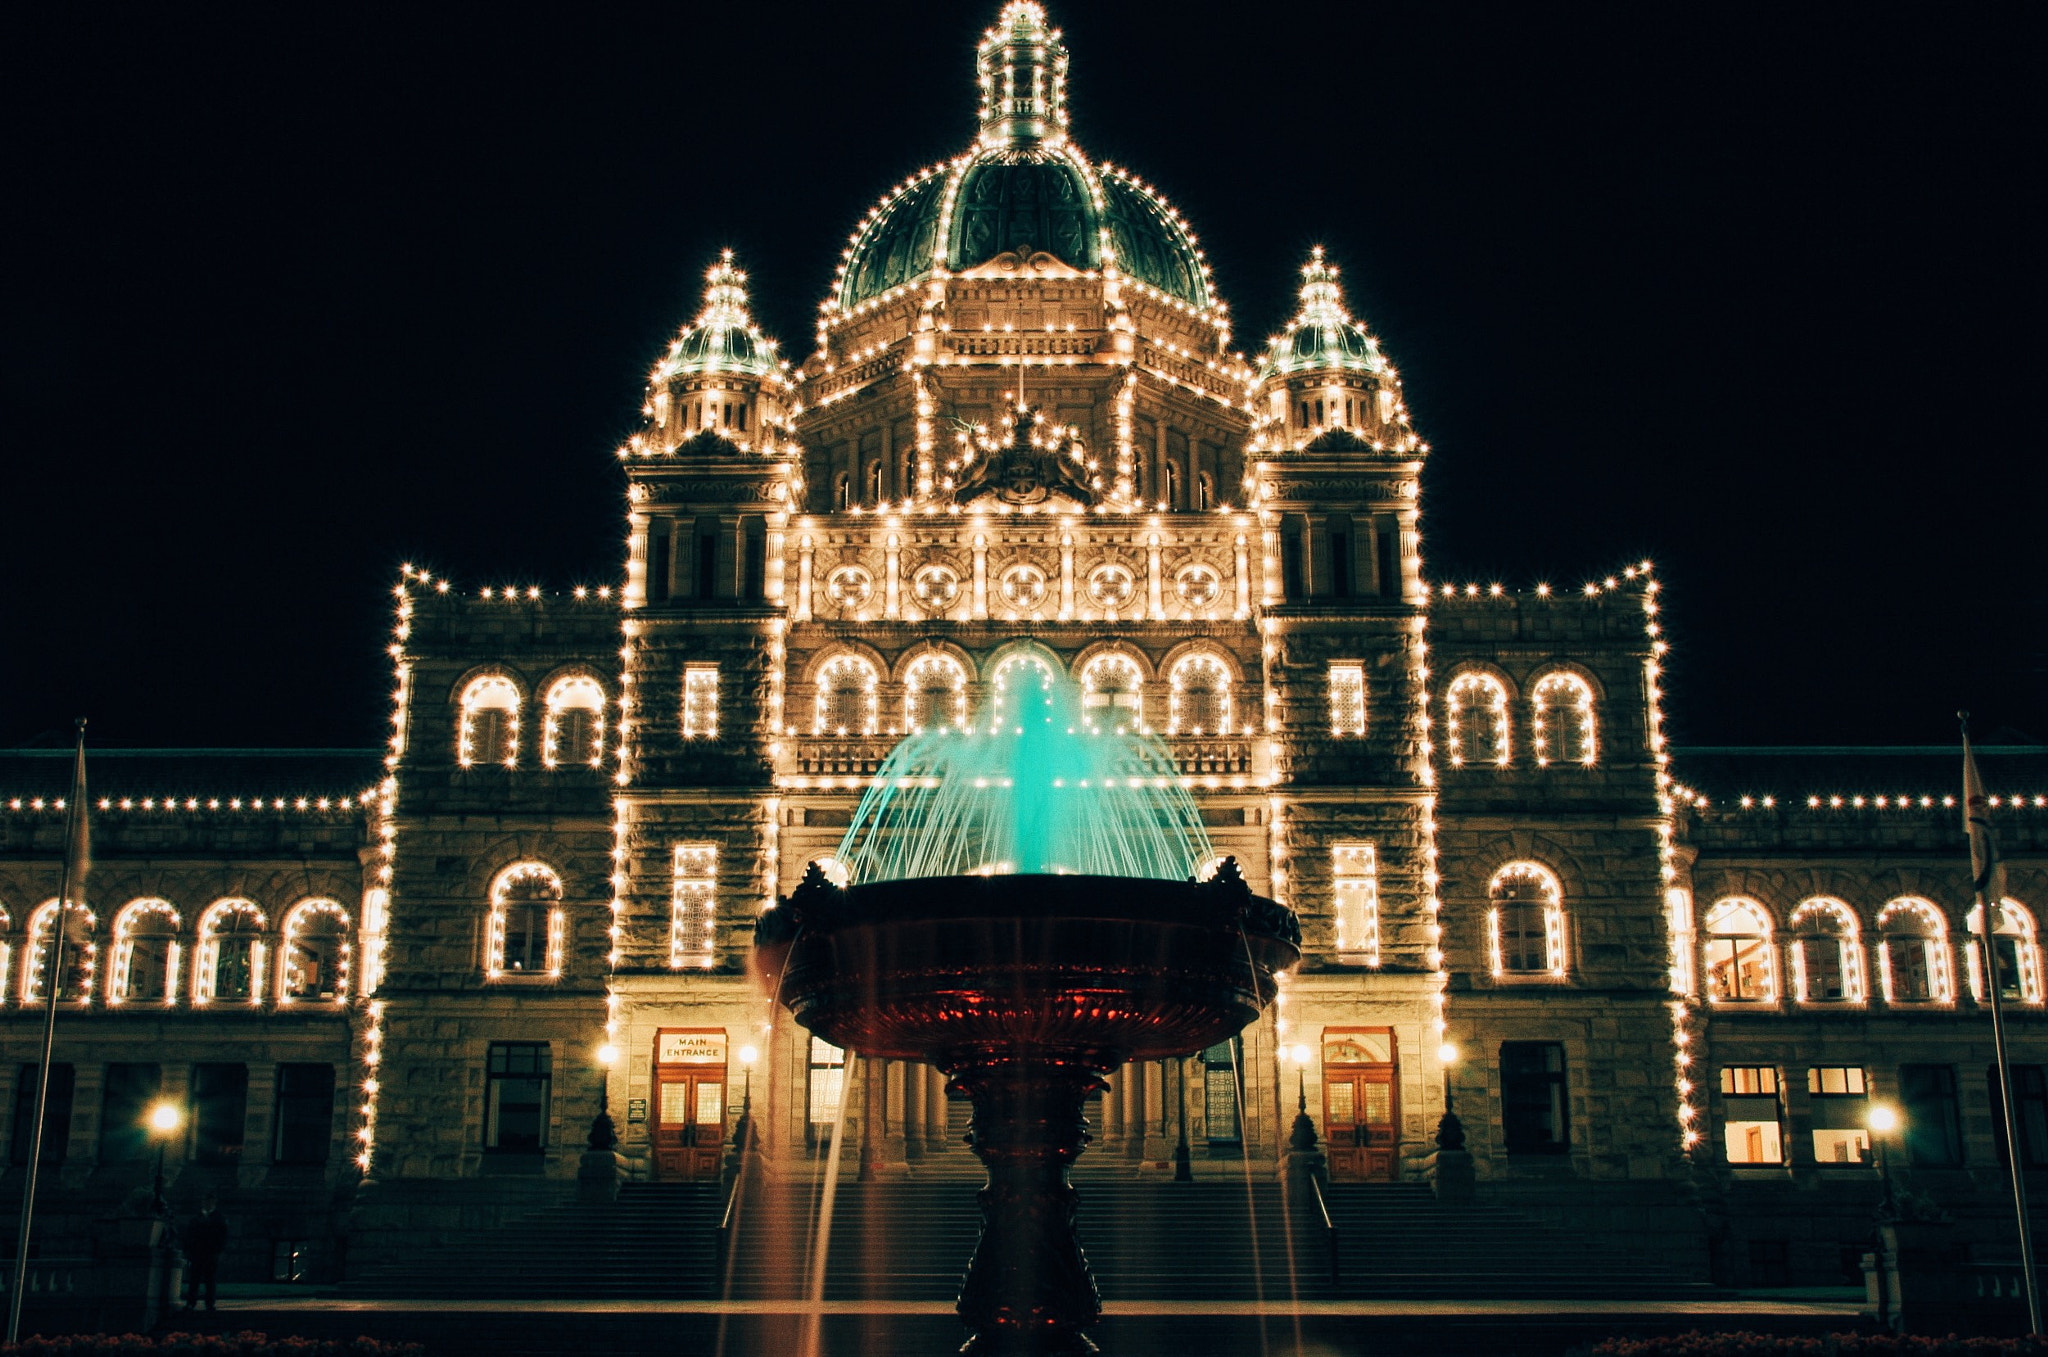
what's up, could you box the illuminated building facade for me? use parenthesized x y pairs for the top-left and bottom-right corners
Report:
(1, 1), (2043, 1291)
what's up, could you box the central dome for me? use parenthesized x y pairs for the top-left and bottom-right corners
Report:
(831, 3), (1210, 314)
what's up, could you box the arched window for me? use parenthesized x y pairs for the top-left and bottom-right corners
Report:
(1968, 898), (2044, 1005)
(1488, 863), (1565, 977)
(23, 900), (94, 1004)
(1165, 460), (1182, 510)
(195, 900), (266, 1004)
(904, 653), (968, 732)
(1080, 652), (1144, 730)
(1445, 672), (1509, 767)
(1789, 898), (1863, 1003)
(1196, 472), (1214, 511)
(109, 900), (180, 1005)
(989, 651), (1060, 729)
(488, 864), (564, 979)
(1877, 898), (1952, 1004)
(865, 461), (883, 504)
(280, 899), (351, 1003)
(1530, 672), (1596, 767)
(542, 675), (607, 770)
(458, 675), (521, 768)
(1703, 898), (1776, 1003)
(814, 654), (879, 735)
(1168, 653), (1231, 735)
(834, 473), (852, 511)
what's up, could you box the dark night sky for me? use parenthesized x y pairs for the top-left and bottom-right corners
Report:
(2, 3), (2041, 752)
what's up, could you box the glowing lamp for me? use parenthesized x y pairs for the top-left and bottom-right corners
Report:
(1437, 1042), (1459, 1065)
(148, 1102), (182, 1134)
(596, 1042), (621, 1067)
(1868, 1105), (1899, 1134)
(738, 1044), (760, 1066)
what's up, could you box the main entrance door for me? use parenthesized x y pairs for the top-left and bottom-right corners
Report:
(1322, 1028), (1398, 1181)
(653, 1028), (727, 1180)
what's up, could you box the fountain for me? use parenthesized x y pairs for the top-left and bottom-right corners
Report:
(752, 670), (1301, 1354)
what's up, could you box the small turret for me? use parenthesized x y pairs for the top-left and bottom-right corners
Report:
(1255, 248), (1416, 454)
(977, 2), (1070, 152)
(641, 251), (791, 456)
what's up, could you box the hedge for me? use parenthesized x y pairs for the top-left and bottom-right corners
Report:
(0, 1335), (425, 1357)
(1580, 1335), (2048, 1357)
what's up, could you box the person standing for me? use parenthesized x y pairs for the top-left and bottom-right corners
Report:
(182, 1194), (228, 1312)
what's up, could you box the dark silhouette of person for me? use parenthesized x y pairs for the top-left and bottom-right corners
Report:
(183, 1193), (228, 1311)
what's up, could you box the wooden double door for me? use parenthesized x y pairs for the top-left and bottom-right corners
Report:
(653, 1029), (727, 1180)
(1322, 1028), (1399, 1181)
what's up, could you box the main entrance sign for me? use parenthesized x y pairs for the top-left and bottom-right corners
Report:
(653, 1027), (727, 1179)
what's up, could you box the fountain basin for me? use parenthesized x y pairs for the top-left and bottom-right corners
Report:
(753, 862), (1299, 1354)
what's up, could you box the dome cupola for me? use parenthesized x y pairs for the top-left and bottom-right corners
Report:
(655, 250), (782, 381)
(638, 252), (789, 456)
(826, 3), (1214, 317)
(1255, 248), (1419, 453)
(1261, 247), (1387, 379)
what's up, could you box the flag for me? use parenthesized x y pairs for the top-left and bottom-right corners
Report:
(1963, 716), (2006, 910)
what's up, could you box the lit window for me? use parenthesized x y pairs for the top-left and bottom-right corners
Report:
(683, 664), (720, 739)
(542, 675), (607, 769)
(669, 845), (717, 969)
(109, 900), (179, 1006)
(1328, 665), (1365, 737)
(1168, 652), (1232, 735)
(905, 652), (969, 731)
(23, 900), (94, 1005)
(195, 900), (266, 1004)
(458, 675), (521, 768)
(814, 654), (879, 735)
(1877, 898), (1951, 1003)
(1807, 1066), (1870, 1164)
(1966, 899), (2043, 1004)
(1703, 898), (1776, 1002)
(1332, 844), (1378, 965)
(1445, 671), (1509, 767)
(1788, 898), (1863, 1003)
(1719, 1067), (1784, 1164)
(1530, 671), (1596, 766)
(807, 1036), (845, 1145)
(486, 864), (563, 979)
(1488, 862), (1565, 977)
(279, 899), (351, 1003)
(1080, 652), (1144, 729)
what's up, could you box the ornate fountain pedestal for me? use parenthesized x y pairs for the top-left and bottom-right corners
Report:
(754, 862), (1300, 1355)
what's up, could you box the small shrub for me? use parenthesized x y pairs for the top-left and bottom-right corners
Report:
(1579, 1334), (2048, 1357)
(0, 1334), (425, 1357)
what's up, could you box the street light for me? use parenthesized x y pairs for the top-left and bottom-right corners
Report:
(1436, 1042), (1467, 1151)
(589, 1043), (621, 1152)
(1285, 1043), (1319, 1155)
(733, 1044), (759, 1154)
(147, 1102), (182, 1217)
(1868, 1103), (1901, 1215)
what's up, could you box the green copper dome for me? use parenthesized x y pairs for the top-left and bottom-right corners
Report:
(655, 252), (782, 381)
(1260, 247), (1387, 378)
(830, 4), (1210, 314)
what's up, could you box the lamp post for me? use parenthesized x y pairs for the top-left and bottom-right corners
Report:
(1868, 1104), (1900, 1218)
(1172, 1056), (1193, 1182)
(1436, 1042), (1466, 1150)
(147, 1102), (182, 1217)
(1286, 1043), (1317, 1152)
(734, 1044), (758, 1154)
(1868, 1103), (1903, 1331)
(590, 1042), (620, 1152)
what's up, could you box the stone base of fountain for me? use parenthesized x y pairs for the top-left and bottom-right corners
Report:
(754, 862), (1300, 1355)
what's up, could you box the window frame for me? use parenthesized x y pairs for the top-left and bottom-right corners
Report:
(1499, 1041), (1570, 1155)
(1718, 1065), (1786, 1166)
(483, 1042), (553, 1153)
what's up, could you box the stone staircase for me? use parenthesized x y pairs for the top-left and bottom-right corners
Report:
(347, 1174), (1708, 1301)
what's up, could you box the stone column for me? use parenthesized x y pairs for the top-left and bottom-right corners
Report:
(1100, 1067), (1123, 1151)
(906, 1059), (928, 1159)
(858, 1056), (882, 1181)
(1122, 1062), (1144, 1160)
(1141, 1060), (1173, 1165)
(883, 1060), (909, 1169)
(927, 1065), (949, 1153)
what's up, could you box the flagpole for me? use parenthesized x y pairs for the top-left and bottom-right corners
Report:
(7, 720), (85, 1343)
(1963, 711), (2041, 1335)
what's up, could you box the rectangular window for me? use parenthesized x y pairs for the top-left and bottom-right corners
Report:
(807, 1037), (845, 1142)
(1705, 936), (1773, 1000)
(1807, 1065), (1870, 1164)
(648, 528), (672, 604)
(1899, 1064), (1963, 1166)
(1328, 531), (1352, 598)
(485, 1042), (552, 1152)
(1374, 523), (1399, 598)
(1281, 533), (1304, 600)
(669, 844), (718, 969)
(192, 1062), (249, 1165)
(1203, 1041), (1241, 1144)
(1328, 665), (1366, 737)
(1331, 843), (1378, 965)
(683, 665), (719, 739)
(1500, 1042), (1568, 1154)
(273, 1063), (335, 1165)
(10, 1064), (74, 1166)
(1991, 1065), (2048, 1168)
(99, 1062), (162, 1164)
(1718, 1066), (1784, 1165)
(696, 531), (719, 600)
